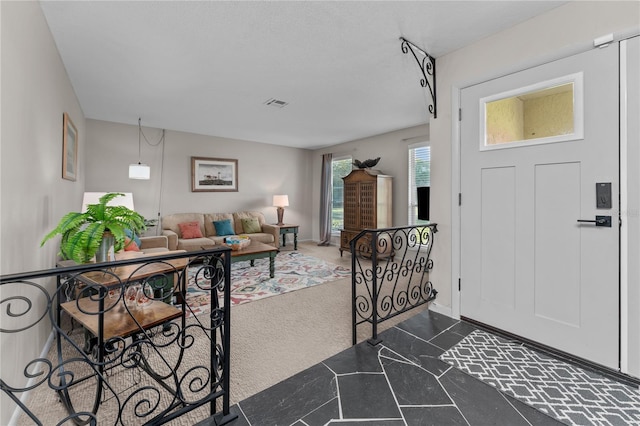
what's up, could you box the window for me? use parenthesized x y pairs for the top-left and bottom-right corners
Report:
(408, 144), (430, 225)
(331, 156), (352, 233)
(480, 72), (584, 150)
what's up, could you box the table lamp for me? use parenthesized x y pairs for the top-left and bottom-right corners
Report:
(273, 195), (289, 226)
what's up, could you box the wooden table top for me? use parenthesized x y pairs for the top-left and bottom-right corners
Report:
(61, 297), (181, 340)
(58, 253), (188, 288)
(229, 241), (278, 257)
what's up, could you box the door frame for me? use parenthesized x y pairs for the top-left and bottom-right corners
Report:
(451, 38), (634, 373)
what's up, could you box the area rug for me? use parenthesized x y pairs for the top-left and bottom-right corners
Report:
(185, 251), (351, 317)
(439, 330), (640, 426)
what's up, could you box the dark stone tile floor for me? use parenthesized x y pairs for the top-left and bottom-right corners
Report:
(199, 309), (627, 425)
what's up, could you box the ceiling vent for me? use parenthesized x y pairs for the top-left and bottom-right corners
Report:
(264, 98), (289, 108)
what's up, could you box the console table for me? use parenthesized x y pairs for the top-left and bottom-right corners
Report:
(278, 224), (298, 250)
(1, 248), (237, 425)
(55, 253), (189, 417)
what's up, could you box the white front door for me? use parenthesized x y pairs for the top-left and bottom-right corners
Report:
(460, 45), (619, 369)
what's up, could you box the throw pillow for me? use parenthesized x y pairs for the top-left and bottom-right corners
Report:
(178, 221), (203, 239)
(213, 219), (235, 236)
(124, 228), (142, 247)
(241, 217), (261, 234)
(124, 237), (141, 252)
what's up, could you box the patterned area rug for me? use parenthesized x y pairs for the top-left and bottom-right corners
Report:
(440, 330), (640, 426)
(185, 251), (350, 317)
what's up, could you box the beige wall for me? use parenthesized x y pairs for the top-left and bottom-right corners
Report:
(523, 91), (574, 139)
(85, 120), (314, 237)
(486, 90), (573, 145)
(486, 97), (524, 144)
(0, 1), (86, 423)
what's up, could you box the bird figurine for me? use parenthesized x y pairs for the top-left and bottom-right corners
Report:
(353, 157), (380, 169)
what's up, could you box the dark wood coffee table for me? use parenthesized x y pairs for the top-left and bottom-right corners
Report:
(229, 241), (278, 278)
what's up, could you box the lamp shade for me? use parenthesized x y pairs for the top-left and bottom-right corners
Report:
(129, 163), (150, 180)
(273, 195), (289, 207)
(82, 192), (135, 212)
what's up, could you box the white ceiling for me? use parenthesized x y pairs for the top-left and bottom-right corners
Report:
(40, 1), (566, 149)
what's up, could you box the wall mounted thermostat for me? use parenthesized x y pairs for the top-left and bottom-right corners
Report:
(596, 182), (612, 209)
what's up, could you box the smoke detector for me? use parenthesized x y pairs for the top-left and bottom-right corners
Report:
(264, 98), (289, 108)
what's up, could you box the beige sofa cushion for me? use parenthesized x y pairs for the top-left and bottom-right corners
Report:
(241, 233), (275, 245)
(233, 211), (266, 234)
(177, 237), (216, 252)
(140, 246), (170, 254)
(204, 213), (235, 237)
(163, 213), (206, 237)
(208, 236), (228, 246)
(138, 235), (169, 254)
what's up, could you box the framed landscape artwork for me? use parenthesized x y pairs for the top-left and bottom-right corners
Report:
(62, 112), (78, 181)
(191, 157), (238, 192)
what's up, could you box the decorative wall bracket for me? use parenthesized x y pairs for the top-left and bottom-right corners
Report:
(400, 37), (437, 118)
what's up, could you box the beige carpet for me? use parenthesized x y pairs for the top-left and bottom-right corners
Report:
(16, 241), (428, 425)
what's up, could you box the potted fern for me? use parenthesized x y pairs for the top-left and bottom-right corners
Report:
(41, 192), (146, 263)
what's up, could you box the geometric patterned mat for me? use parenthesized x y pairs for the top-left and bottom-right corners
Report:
(440, 330), (640, 426)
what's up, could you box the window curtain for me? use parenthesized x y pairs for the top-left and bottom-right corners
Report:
(318, 153), (333, 246)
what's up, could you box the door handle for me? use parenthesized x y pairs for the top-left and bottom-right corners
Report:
(577, 215), (611, 227)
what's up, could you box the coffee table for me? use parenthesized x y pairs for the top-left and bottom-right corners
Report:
(229, 241), (278, 278)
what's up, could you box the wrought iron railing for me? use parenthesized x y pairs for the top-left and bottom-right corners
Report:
(350, 224), (438, 345)
(0, 248), (237, 425)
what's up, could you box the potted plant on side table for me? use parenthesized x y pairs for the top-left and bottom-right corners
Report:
(41, 192), (146, 263)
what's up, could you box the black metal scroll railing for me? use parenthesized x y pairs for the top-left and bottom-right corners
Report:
(0, 248), (237, 426)
(350, 224), (438, 345)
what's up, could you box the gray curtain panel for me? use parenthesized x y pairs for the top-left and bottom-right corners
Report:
(318, 153), (333, 246)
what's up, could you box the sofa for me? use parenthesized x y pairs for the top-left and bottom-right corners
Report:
(161, 211), (279, 252)
(120, 227), (171, 255)
(137, 235), (171, 254)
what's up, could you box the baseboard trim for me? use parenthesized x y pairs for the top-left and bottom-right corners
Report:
(461, 317), (640, 388)
(429, 302), (454, 319)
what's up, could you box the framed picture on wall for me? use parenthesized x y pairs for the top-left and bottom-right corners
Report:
(62, 112), (78, 181)
(191, 156), (238, 192)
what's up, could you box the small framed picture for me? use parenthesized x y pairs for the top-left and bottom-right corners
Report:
(62, 112), (78, 181)
(191, 157), (238, 192)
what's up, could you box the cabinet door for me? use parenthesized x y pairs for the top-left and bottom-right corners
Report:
(359, 182), (377, 229)
(343, 182), (359, 230)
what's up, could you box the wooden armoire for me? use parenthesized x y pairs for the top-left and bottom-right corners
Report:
(339, 169), (393, 255)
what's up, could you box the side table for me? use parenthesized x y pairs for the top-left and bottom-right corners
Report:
(277, 224), (299, 250)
